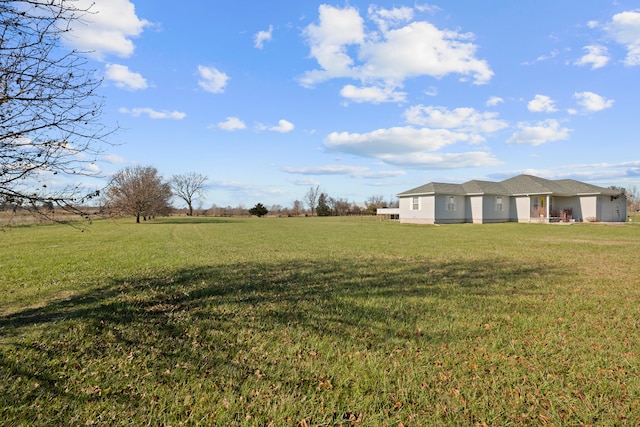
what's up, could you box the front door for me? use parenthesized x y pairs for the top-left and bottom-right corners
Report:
(531, 197), (546, 217)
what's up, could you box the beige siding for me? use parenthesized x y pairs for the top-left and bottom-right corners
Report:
(513, 196), (531, 222)
(434, 195), (466, 223)
(579, 196), (598, 221)
(598, 195), (626, 222)
(483, 195), (510, 223)
(398, 195), (436, 224)
(468, 195), (483, 223)
(579, 195), (626, 222)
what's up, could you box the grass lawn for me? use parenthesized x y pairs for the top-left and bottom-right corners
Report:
(1, 217), (640, 425)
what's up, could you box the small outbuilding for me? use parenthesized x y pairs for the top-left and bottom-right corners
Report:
(386, 174), (626, 225)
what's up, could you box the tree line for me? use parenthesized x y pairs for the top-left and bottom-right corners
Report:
(302, 185), (397, 217)
(101, 166), (207, 223)
(96, 166), (397, 222)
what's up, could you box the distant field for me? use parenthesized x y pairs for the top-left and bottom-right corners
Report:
(2, 217), (640, 425)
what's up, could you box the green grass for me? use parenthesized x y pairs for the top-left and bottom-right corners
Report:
(2, 217), (640, 425)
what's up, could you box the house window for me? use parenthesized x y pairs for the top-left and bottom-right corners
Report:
(446, 196), (456, 211)
(496, 196), (504, 212)
(412, 196), (419, 210)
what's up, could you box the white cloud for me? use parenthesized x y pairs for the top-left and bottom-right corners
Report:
(300, 4), (493, 101)
(340, 84), (406, 103)
(322, 116), (504, 169)
(216, 117), (246, 131)
(284, 165), (367, 177)
(527, 95), (557, 113)
(300, 5), (365, 86)
(119, 107), (186, 120)
(534, 49), (559, 63)
(492, 161), (640, 183)
(105, 64), (147, 90)
(283, 165), (406, 179)
(573, 91), (614, 112)
(378, 151), (501, 169)
(574, 45), (610, 69)
(486, 96), (504, 107)
(102, 154), (127, 164)
(404, 105), (507, 134)
(425, 86), (438, 97)
(325, 126), (472, 157)
(290, 177), (322, 187)
(506, 119), (571, 146)
(254, 25), (273, 49)
(605, 11), (640, 66)
(368, 5), (414, 33)
(64, 0), (150, 60)
(415, 4), (441, 14)
(84, 163), (101, 174)
(197, 65), (230, 94)
(269, 119), (295, 133)
(209, 180), (287, 201)
(360, 21), (493, 84)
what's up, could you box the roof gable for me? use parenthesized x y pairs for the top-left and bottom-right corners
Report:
(500, 174), (572, 195)
(462, 180), (509, 195)
(397, 182), (466, 196)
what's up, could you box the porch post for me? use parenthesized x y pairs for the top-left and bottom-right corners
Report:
(546, 195), (551, 222)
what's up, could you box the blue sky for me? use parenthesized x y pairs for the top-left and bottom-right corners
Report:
(64, 0), (640, 209)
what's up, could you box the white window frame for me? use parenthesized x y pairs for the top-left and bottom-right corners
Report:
(446, 195), (456, 211)
(495, 196), (504, 212)
(412, 196), (419, 211)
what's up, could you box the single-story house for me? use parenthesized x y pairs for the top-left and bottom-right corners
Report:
(388, 174), (626, 224)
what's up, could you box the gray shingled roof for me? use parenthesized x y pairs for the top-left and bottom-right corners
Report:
(462, 180), (509, 195)
(555, 179), (619, 196)
(399, 174), (621, 197)
(500, 175), (573, 195)
(397, 182), (467, 196)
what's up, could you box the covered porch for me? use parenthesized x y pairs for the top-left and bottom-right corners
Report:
(530, 195), (575, 223)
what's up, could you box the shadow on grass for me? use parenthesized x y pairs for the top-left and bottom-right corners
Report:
(2, 257), (552, 331)
(0, 256), (561, 422)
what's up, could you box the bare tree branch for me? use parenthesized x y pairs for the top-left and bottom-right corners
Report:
(0, 1), (113, 216)
(103, 166), (172, 223)
(170, 172), (207, 216)
(304, 185), (320, 216)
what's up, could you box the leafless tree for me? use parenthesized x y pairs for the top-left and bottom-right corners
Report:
(170, 172), (207, 216)
(627, 185), (640, 213)
(0, 1), (110, 215)
(270, 204), (283, 216)
(104, 166), (172, 223)
(350, 202), (364, 215)
(304, 185), (320, 216)
(365, 194), (387, 215)
(291, 199), (303, 216)
(208, 203), (250, 217)
(331, 197), (351, 216)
